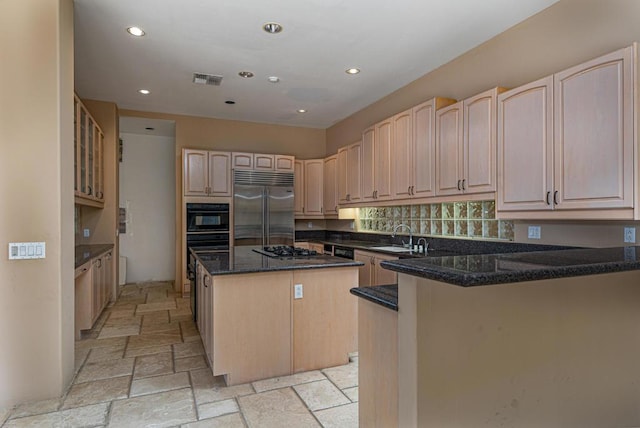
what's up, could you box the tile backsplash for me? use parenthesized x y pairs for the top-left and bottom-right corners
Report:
(358, 200), (514, 241)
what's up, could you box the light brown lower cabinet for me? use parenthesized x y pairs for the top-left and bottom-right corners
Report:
(202, 267), (358, 385)
(74, 250), (113, 339)
(358, 298), (398, 428)
(355, 250), (398, 286)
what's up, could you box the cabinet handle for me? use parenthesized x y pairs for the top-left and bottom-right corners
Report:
(408, 186), (411, 195)
(457, 180), (461, 191)
(553, 190), (559, 205)
(335, 205), (338, 212)
(321, 207), (323, 213)
(462, 179), (466, 191)
(546, 191), (551, 205)
(88, 185), (92, 195)
(371, 257), (375, 265)
(411, 185), (414, 195)
(204, 276), (209, 287)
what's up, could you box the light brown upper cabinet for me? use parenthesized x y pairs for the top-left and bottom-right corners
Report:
(392, 98), (457, 200)
(304, 159), (324, 217)
(294, 160), (305, 216)
(362, 118), (393, 202)
(294, 159), (324, 218)
(498, 45), (634, 218)
(338, 141), (362, 204)
(183, 149), (232, 197)
(436, 88), (504, 197)
(74, 94), (105, 207)
(232, 153), (295, 172)
(323, 155), (338, 217)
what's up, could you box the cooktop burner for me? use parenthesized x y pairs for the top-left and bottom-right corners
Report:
(253, 246), (318, 258)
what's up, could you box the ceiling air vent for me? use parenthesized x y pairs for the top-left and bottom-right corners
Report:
(192, 73), (223, 86)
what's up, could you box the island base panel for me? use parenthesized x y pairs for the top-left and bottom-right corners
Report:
(399, 271), (640, 427)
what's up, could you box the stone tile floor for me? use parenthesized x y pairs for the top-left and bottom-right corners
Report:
(1, 282), (358, 427)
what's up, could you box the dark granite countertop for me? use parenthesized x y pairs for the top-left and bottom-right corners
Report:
(193, 246), (363, 276)
(380, 246), (640, 287)
(299, 235), (570, 259)
(75, 244), (114, 268)
(350, 285), (398, 311)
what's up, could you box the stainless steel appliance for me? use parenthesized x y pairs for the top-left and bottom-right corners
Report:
(253, 245), (318, 258)
(233, 170), (294, 247)
(186, 203), (229, 233)
(333, 245), (354, 260)
(186, 203), (230, 322)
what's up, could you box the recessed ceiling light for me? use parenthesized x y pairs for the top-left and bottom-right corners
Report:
(263, 22), (283, 34)
(267, 76), (280, 83)
(345, 68), (361, 75)
(238, 71), (254, 78)
(225, 100), (236, 105)
(126, 26), (145, 37)
(297, 109), (307, 113)
(138, 89), (150, 95)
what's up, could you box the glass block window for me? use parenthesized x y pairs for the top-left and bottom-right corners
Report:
(357, 200), (514, 241)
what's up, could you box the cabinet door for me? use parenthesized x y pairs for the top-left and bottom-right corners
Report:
(79, 107), (88, 195)
(554, 46), (634, 210)
(354, 251), (373, 287)
(337, 147), (349, 204)
(94, 129), (104, 201)
(203, 272), (213, 366)
(373, 255), (398, 286)
(184, 149), (209, 196)
(254, 154), (275, 170)
(361, 127), (376, 202)
(87, 117), (95, 198)
(232, 152), (253, 170)
(323, 155), (338, 216)
(74, 97), (80, 195)
(304, 159), (324, 216)
(436, 101), (464, 196)
(391, 109), (413, 200)
(309, 242), (324, 254)
(208, 151), (231, 196)
(464, 88), (499, 194)
(294, 160), (305, 216)
(347, 142), (362, 202)
(275, 155), (295, 171)
(91, 257), (102, 324)
(412, 100), (438, 198)
(497, 77), (554, 212)
(374, 118), (393, 200)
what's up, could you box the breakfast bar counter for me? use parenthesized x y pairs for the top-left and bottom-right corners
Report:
(355, 246), (640, 427)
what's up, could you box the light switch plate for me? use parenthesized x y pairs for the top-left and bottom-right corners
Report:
(9, 242), (46, 260)
(527, 226), (541, 240)
(83, 228), (90, 238)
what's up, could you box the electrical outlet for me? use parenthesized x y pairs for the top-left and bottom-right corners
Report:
(624, 227), (636, 243)
(294, 283), (303, 299)
(527, 226), (541, 240)
(83, 228), (90, 238)
(307, 222), (313, 229)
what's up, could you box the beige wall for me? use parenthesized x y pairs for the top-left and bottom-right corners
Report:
(0, 0), (75, 408)
(119, 132), (176, 282)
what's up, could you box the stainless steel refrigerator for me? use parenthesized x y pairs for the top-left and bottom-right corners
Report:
(233, 170), (294, 247)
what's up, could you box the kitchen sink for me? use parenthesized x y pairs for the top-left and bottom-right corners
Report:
(370, 246), (413, 253)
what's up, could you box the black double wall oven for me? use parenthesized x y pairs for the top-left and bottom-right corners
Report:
(186, 203), (230, 321)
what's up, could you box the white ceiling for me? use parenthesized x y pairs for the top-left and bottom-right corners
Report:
(74, 0), (557, 130)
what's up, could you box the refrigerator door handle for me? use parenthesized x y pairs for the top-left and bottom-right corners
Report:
(264, 187), (270, 246)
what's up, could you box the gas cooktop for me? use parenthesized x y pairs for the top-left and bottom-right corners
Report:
(253, 246), (318, 258)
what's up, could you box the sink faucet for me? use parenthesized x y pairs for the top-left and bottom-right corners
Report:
(392, 223), (413, 249)
(417, 237), (428, 254)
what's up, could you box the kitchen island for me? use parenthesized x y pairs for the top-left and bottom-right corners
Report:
(354, 246), (640, 428)
(193, 246), (362, 385)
